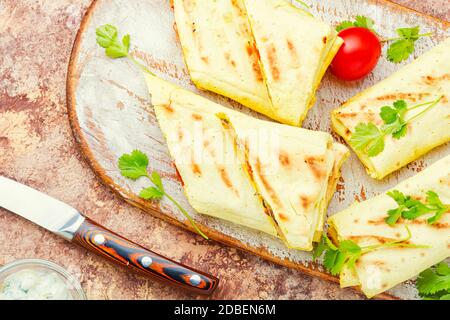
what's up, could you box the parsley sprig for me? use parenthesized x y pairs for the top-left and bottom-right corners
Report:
(96, 24), (155, 75)
(385, 190), (450, 226)
(314, 226), (428, 276)
(335, 16), (432, 63)
(119, 150), (208, 240)
(336, 16), (376, 33)
(417, 262), (450, 300)
(384, 27), (433, 63)
(350, 96), (443, 157)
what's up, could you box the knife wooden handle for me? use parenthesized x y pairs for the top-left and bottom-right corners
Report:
(72, 217), (219, 295)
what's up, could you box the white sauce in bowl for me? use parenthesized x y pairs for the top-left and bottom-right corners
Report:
(0, 269), (73, 300)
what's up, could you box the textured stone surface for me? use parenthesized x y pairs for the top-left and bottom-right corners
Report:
(0, 0), (448, 300)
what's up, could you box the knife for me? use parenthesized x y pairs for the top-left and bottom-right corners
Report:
(0, 176), (219, 295)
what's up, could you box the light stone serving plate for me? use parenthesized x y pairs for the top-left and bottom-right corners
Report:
(67, 0), (449, 299)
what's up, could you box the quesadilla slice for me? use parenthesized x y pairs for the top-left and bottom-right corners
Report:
(332, 38), (450, 179)
(144, 73), (349, 250)
(172, 0), (275, 120)
(173, 0), (342, 126)
(145, 73), (278, 235)
(243, 0), (343, 126)
(328, 155), (450, 298)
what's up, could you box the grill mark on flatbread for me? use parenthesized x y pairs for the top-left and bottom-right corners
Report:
(177, 127), (184, 142)
(374, 92), (431, 102)
(191, 163), (202, 176)
(322, 36), (327, 44)
(279, 152), (290, 167)
(254, 157), (282, 208)
(224, 52), (237, 68)
(304, 156), (325, 180)
(266, 43), (280, 81)
(422, 74), (450, 85)
(245, 42), (264, 82)
(162, 104), (174, 114)
(300, 195), (310, 210)
(192, 113), (202, 120)
(347, 235), (411, 245)
(368, 217), (449, 229)
(218, 165), (240, 197)
(278, 213), (289, 222)
(172, 22), (179, 41)
(230, 0), (245, 16)
(286, 39), (299, 65)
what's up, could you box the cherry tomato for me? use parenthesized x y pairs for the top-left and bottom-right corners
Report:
(330, 27), (381, 81)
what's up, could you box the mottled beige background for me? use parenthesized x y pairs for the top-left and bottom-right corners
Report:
(0, 0), (448, 300)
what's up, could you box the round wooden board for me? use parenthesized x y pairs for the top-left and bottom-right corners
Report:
(67, 0), (449, 300)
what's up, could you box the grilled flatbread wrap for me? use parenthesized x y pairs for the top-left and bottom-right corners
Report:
(332, 38), (450, 179)
(173, 0), (342, 126)
(243, 0), (343, 126)
(172, 0), (275, 119)
(144, 73), (349, 250)
(328, 155), (450, 298)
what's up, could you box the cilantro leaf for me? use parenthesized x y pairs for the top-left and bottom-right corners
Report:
(417, 262), (450, 299)
(379, 99), (408, 139)
(387, 39), (415, 63)
(316, 228), (427, 277)
(150, 171), (164, 192)
(96, 24), (130, 59)
(385, 207), (405, 226)
(380, 100), (407, 124)
(354, 15), (375, 31)
(350, 123), (386, 157)
(336, 21), (355, 32)
(139, 186), (164, 200)
(96, 24), (118, 48)
(118, 149), (208, 240)
(396, 26), (420, 41)
(118, 150), (149, 180)
(318, 235), (362, 276)
(323, 249), (340, 275)
(426, 191), (450, 224)
(351, 97), (441, 157)
(313, 235), (329, 260)
(386, 26), (431, 63)
(335, 16), (376, 33)
(391, 124), (407, 139)
(385, 190), (449, 225)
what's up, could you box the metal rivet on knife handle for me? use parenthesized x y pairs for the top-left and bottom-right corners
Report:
(189, 274), (201, 286)
(93, 234), (106, 245)
(141, 256), (153, 268)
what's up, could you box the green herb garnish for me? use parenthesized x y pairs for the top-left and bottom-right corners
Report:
(314, 226), (428, 276)
(96, 24), (155, 75)
(119, 150), (208, 240)
(385, 27), (433, 63)
(350, 96), (443, 157)
(385, 190), (450, 226)
(336, 15), (376, 32)
(335, 16), (431, 63)
(417, 262), (450, 300)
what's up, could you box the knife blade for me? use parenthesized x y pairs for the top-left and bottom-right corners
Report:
(0, 176), (219, 295)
